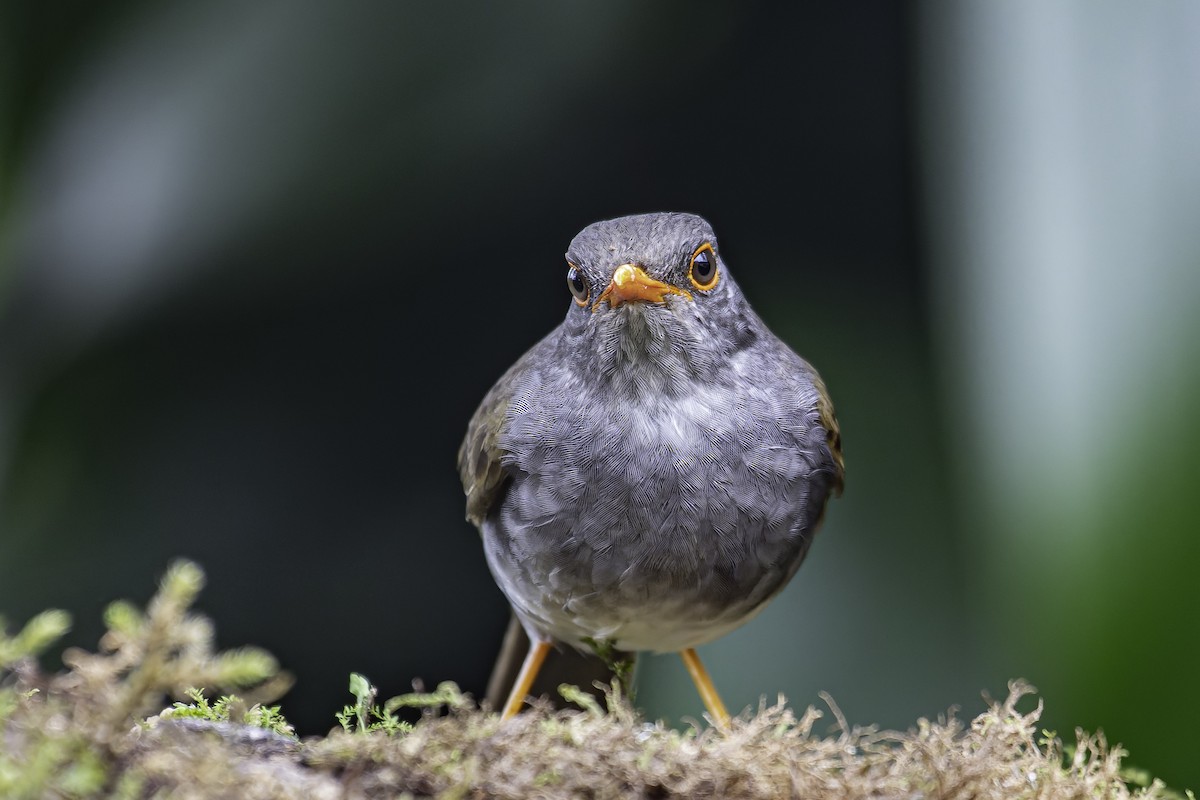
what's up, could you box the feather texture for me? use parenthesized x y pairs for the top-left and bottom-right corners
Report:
(459, 213), (843, 656)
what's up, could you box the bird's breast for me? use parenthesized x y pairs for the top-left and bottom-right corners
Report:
(486, 353), (833, 648)
(497, 368), (816, 552)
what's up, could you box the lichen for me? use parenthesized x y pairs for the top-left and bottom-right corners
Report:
(0, 560), (1184, 799)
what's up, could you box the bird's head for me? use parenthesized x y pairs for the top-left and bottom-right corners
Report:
(557, 212), (759, 395)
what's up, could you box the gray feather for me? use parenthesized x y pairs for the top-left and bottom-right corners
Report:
(460, 212), (843, 654)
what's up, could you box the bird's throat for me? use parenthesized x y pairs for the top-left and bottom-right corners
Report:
(603, 306), (700, 399)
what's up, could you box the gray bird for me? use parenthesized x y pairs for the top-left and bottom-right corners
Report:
(459, 212), (843, 725)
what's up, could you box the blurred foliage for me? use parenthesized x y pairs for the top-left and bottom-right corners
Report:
(0, 560), (287, 797)
(986, 371), (1200, 787)
(1, 0), (1197, 791)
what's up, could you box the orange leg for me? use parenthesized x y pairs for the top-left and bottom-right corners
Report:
(500, 640), (553, 719)
(680, 647), (731, 727)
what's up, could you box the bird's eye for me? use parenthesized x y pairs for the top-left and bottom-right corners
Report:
(567, 264), (590, 306)
(688, 244), (719, 290)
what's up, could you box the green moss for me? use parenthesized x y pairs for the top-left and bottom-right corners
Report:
(336, 671), (413, 735)
(581, 635), (635, 696)
(0, 608), (71, 667)
(0, 560), (1186, 799)
(152, 687), (296, 738)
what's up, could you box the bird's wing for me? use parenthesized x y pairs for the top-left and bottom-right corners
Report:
(770, 343), (844, 497)
(809, 367), (845, 496)
(458, 332), (555, 527)
(458, 370), (517, 528)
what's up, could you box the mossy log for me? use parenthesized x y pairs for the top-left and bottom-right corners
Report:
(0, 562), (1176, 799)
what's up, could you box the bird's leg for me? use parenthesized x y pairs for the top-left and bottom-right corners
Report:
(500, 639), (552, 720)
(486, 615), (530, 709)
(680, 648), (731, 727)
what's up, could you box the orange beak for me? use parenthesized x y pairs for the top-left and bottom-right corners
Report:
(592, 264), (691, 311)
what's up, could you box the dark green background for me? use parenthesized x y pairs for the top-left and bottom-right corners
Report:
(2, 2), (1197, 790)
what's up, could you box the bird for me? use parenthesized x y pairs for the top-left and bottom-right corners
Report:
(458, 212), (843, 726)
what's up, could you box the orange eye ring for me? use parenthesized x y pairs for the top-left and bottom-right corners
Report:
(688, 243), (719, 291)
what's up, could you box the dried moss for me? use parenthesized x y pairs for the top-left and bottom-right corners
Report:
(0, 561), (1184, 799)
